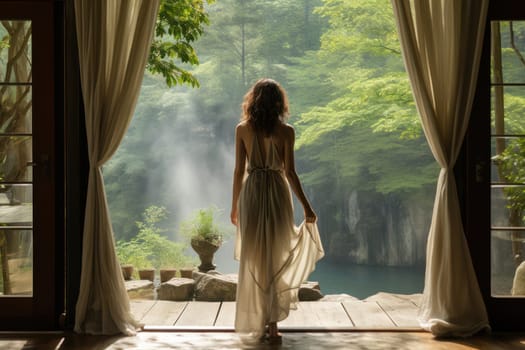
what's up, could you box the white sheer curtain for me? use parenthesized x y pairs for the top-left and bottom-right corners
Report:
(391, 0), (490, 337)
(73, 0), (160, 335)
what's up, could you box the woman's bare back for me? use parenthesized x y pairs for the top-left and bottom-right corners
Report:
(237, 120), (292, 168)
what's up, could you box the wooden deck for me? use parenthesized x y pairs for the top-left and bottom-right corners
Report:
(131, 293), (422, 330)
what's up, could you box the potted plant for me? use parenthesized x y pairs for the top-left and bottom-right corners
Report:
(116, 239), (150, 280)
(179, 267), (195, 278)
(181, 207), (225, 272)
(121, 264), (134, 281)
(138, 268), (156, 281)
(159, 268), (177, 282)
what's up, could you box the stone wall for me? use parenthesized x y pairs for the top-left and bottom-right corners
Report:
(326, 189), (432, 266)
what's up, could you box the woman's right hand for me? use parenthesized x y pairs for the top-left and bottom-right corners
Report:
(230, 208), (238, 226)
(304, 207), (317, 223)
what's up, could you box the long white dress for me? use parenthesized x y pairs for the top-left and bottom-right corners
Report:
(234, 131), (324, 339)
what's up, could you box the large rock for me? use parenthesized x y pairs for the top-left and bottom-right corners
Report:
(157, 277), (195, 301)
(298, 281), (323, 301)
(193, 271), (237, 301)
(125, 280), (154, 300)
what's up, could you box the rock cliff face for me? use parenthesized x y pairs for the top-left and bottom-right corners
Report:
(326, 189), (432, 266)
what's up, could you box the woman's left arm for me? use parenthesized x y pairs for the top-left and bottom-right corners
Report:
(231, 124), (246, 225)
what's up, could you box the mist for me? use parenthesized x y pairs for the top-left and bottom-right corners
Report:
(151, 94), (238, 272)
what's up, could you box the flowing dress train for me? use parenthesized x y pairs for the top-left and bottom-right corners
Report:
(234, 131), (324, 339)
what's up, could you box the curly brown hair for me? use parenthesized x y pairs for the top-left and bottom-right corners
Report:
(241, 78), (289, 135)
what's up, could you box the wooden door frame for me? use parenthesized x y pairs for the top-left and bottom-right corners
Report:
(63, 0), (87, 330)
(59, 0), (525, 333)
(464, 0), (525, 331)
(0, 0), (64, 330)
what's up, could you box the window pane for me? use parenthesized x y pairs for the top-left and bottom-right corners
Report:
(0, 21), (32, 83)
(0, 85), (32, 133)
(491, 21), (525, 85)
(0, 185), (32, 224)
(491, 86), (525, 135)
(0, 186), (32, 297)
(491, 185), (525, 227)
(492, 230), (525, 297)
(0, 136), (32, 182)
(0, 230), (32, 296)
(491, 137), (525, 183)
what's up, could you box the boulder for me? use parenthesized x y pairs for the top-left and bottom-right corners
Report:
(193, 271), (237, 301)
(157, 277), (195, 301)
(125, 280), (154, 300)
(298, 281), (324, 301)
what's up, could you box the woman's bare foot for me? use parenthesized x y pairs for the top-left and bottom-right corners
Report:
(267, 322), (282, 344)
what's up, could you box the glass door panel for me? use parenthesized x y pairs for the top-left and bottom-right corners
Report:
(0, 1), (59, 330)
(491, 20), (525, 297)
(0, 20), (33, 297)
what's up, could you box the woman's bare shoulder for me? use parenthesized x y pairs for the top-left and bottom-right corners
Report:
(236, 121), (250, 133)
(282, 122), (294, 129)
(280, 123), (295, 138)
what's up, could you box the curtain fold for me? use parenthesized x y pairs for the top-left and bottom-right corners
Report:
(73, 0), (160, 335)
(391, 0), (490, 337)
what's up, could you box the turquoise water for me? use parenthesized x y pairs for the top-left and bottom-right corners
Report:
(309, 259), (425, 299)
(214, 240), (425, 299)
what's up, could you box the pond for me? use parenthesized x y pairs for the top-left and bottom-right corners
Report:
(213, 239), (425, 300)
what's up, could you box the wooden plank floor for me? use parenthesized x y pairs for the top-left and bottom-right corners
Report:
(2, 331), (522, 350)
(131, 296), (422, 330)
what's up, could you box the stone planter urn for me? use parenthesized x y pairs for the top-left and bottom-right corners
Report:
(191, 238), (221, 272)
(121, 264), (134, 281)
(160, 268), (177, 283)
(138, 268), (155, 281)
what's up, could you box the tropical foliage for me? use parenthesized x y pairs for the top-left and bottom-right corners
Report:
(148, 0), (214, 87)
(115, 206), (195, 273)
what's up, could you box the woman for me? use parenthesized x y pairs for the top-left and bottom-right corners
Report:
(231, 78), (324, 344)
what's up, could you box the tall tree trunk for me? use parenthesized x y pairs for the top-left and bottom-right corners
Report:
(304, 0), (310, 50)
(241, 21), (246, 87)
